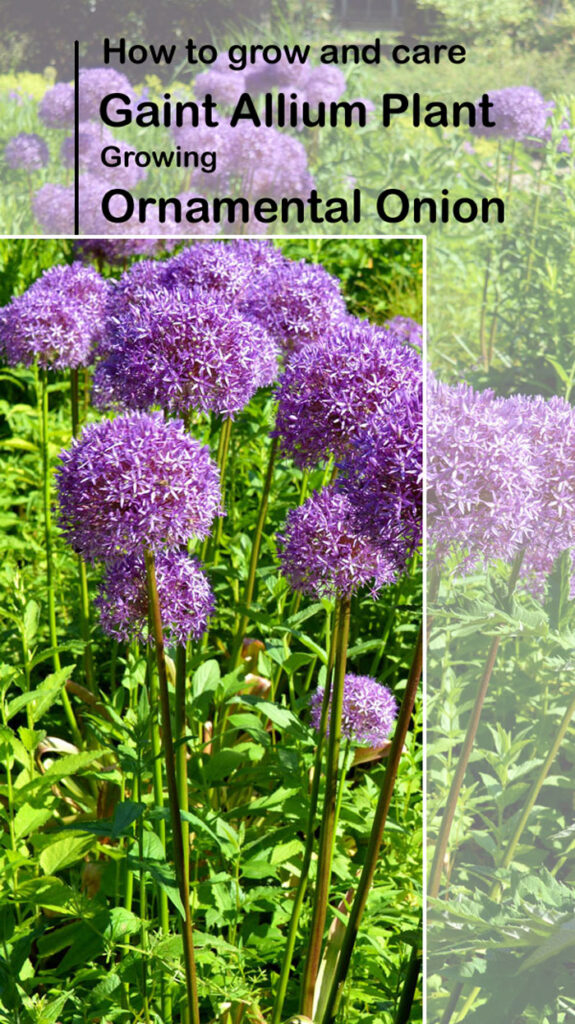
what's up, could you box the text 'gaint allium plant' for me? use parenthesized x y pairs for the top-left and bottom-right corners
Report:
(310, 674), (398, 748)
(56, 411), (222, 562)
(0, 263), (112, 370)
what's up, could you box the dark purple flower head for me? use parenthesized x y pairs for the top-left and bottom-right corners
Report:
(96, 550), (215, 645)
(0, 262), (112, 370)
(78, 67), (137, 121)
(340, 382), (423, 565)
(274, 318), (422, 468)
(243, 258), (347, 354)
(4, 133), (49, 171)
(277, 486), (398, 598)
(93, 285), (279, 416)
(427, 377), (540, 571)
(310, 673), (397, 747)
(38, 82), (74, 128)
(385, 316), (423, 347)
(161, 239), (285, 302)
(473, 86), (553, 142)
(56, 411), (222, 561)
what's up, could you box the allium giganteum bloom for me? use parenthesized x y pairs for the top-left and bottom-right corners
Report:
(274, 318), (422, 467)
(310, 674), (398, 748)
(161, 239), (286, 301)
(56, 412), (222, 562)
(38, 82), (75, 128)
(426, 376), (575, 594)
(473, 86), (554, 142)
(385, 316), (423, 347)
(96, 550), (215, 645)
(0, 263), (111, 369)
(277, 487), (399, 598)
(4, 133), (49, 171)
(93, 285), (279, 416)
(244, 259), (348, 353)
(340, 383), (423, 564)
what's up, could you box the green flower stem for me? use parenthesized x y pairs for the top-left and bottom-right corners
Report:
(479, 140), (502, 369)
(271, 603), (339, 1024)
(146, 644), (172, 1022)
(448, 689), (575, 1024)
(231, 436), (278, 668)
(393, 923), (422, 1024)
(36, 366), (81, 745)
(175, 643), (190, 879)
(300, 593), (351, 1018)
(135, 769), (152, 1024)
(487, 139), (516, 367)
(428, 550), (525, 899)
(70, 367), (96, 693)
(209, 415), (233, 565)
(321, 625), (423, 1024)
(144, 549), (200, 1024)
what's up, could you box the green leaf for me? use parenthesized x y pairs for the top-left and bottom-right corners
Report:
(22, 600), (40, 647)
(39, 834), (95, 875)
(13, 803), (52, 839)
(111, 801), (145, 839)
(7, 668), (70, 722)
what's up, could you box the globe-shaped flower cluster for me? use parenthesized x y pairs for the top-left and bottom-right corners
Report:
(310, 673), (398, 748)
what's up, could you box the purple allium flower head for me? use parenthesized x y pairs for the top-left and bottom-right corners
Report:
(310, 673), (397, 747)
(302, 66), (346, 106)
(427, 377), (540, 571)
(78, 67), (137, 121)
(0, 262), (112, 369)
(73, 238), (178, 266)
(274, 318), (422, 468)
(38, 82), (74, 128)
(277, 486), (398, 597)
(56, 411), (222, 561)
(194, 69), (246, 106)
(95, 549), (215, 644)
(60, 121), (113, 168)
(243, 258), (347, 353)
(4, 133), (49, 171)
(245, 54), (312, 92)
(93, 285), (279, 416)
(161, 239), (285, 301)
(500, 393), (575, 594)
(385, 316), (423, 347)
(32, 183), (74, 233)
(473, 86), (554, 142)
(340, 382), (423, 566)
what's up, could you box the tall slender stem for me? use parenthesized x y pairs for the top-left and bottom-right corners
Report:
(321, 626), (423, 1024)
(393, 924), (422, 1024)
(428, 551), (524, 899)
(147, 645), (172, 1022)
(271, 604), (339, 1024)
(144, 549), (200, 1024)
(209, 416), (233, 565)
(36, 366), (81, 745)
(70, 367), (95, 692)
(232, 437), (278, 667)
(300, 594), (351, 1017)
(175, 643), (190, 879)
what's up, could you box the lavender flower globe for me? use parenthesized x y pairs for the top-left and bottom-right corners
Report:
(56, 411), (222, 562)
(340, 383), (423, 564)
(32, 183), (74, 234)
(161, 239), (285, 301)
(4, 133), (49, 171)
(274, 318), (422, 468)
(60, 122), (113, 169)
(244, 259), (348, 353)
(194, 69), (246, 106)
(427, 377), (540, 572)
(310, 673), (398, 748)
(473, 86), (553, 142)
(78, 67), (137, 121)
(0, 262), (112, 370)
(96, 550), (215, 644)
(38, 82), (74, 128)
(93, 285), (279, 416)
(73, 238), (177, 266)
(277, 486), (399, 598)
